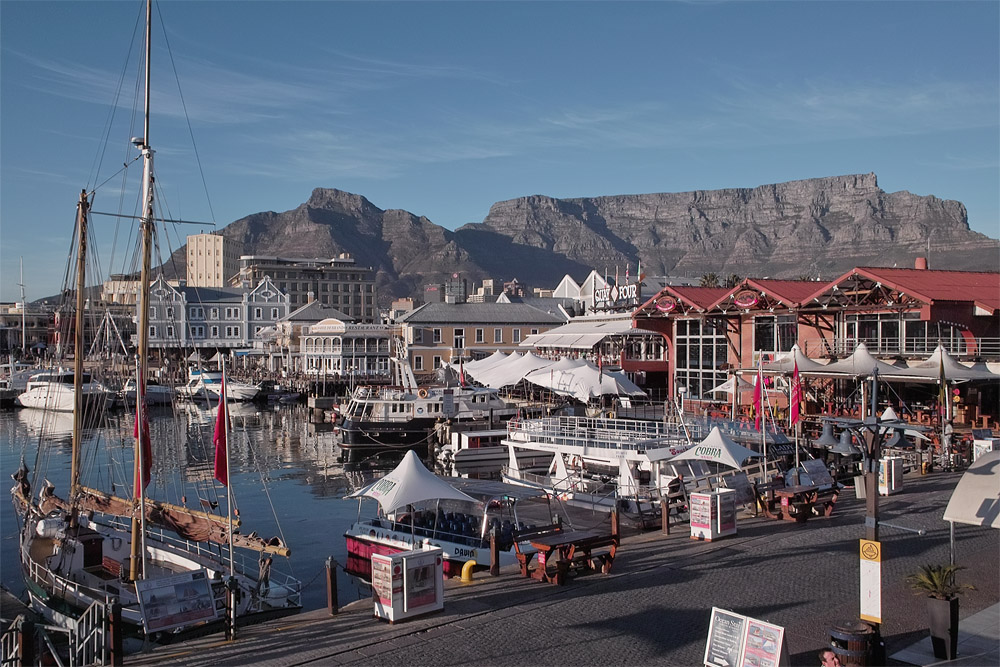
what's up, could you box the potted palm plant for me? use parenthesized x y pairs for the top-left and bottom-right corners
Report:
(906, 563), (974, 660)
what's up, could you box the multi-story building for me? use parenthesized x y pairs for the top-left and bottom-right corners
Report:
(236, 254), (378, 323)
(144, 275), (288, 351)
(396, 302), (568, 377)
(299, 318), (393, 380)
(186, 233), (243, 288)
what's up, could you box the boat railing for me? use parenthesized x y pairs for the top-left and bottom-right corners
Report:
(508, 415), (694, 454)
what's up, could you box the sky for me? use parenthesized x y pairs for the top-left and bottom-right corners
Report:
(2, 0), (998, 303)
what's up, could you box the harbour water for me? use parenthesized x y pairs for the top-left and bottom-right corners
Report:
(0, 403), (386, 611)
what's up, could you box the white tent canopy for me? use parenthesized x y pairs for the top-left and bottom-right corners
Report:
(474, 351), (554, 389)
(944, 450), (1000, 529)
(667, 427), (763, 470)
(761, 344), (828, 374)
(522, 357), (646, 403)
(708, 376), (755, 395)
(463, 350), (509, 375)
(346, 450), (476, 514)
(816, 343), (902, 377)
(903, 345), (1000, 382)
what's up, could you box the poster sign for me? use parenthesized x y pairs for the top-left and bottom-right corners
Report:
(704, 608), (788, 667)
(135, 569), (217, 633)
(371, 555), (395, 605)
(859, 539), (882, 623)
(705, 607), (746, 667)
(690, 494), (712, 530)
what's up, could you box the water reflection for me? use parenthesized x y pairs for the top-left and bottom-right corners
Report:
(1, 404), (382, 610)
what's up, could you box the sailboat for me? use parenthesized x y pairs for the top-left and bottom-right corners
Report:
(10, 0), (300, 644)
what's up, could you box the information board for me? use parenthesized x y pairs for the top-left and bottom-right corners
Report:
(704, 608), (788, 667)
(705, 607), (746, 667)
(690, 494), (712, 530)
(135, 569), (217, 633)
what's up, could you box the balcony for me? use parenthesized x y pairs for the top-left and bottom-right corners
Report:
(802, 337), (1000, 361)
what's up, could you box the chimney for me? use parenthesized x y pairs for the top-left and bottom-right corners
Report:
(307, 290), (315, 304)
(914, 257), (928, 270)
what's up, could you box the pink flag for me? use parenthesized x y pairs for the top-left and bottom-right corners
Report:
(790, 360), (802, 425)
(459, 358), (467, 387)
(753, 357), (763, 430)
(133, 379), (152, 495)
(213, 378), (228, 486)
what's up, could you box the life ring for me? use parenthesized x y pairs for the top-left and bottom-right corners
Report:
(417, 388), (428, 399)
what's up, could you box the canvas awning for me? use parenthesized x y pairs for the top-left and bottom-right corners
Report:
(346, 450), (476, 514)
(708, 376), (755, 395)
(523, 357), (645, 403)
(943, 450), (1000, 529)
(667, 427), (763, 470)
(474, 352), (554, 389)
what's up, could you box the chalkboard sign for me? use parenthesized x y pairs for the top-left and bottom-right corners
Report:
(705, 607), (746, 667)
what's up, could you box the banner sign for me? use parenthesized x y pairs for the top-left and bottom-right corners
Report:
(705, 607), (789, 667)
(859, 539), (882, 623)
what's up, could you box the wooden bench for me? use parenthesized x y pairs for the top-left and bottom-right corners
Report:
(751, 479), (786, 519)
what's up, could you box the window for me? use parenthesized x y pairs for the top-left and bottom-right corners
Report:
(149, 325), (157, 338)
(754, 315), (796, 353)
(475, 328), (484, 344)
(149, 306), (156, 318)
(190, 325), (205, 339)
(674, 319), (728, 400)
(433, 328), (442, 344)
(226, 326), (240, 338)
(531, 329), (539, 335)
(271, 307), (279, 319)
(512, 329), (521, 343)
(210, 308), (219, 319)
(165, 307), (174, 318)
(166, 325), (174, 338)
(211, 326), (219, 338)
(413, 355), (424, 371)
(454, 328), (465, 349)
(432, 356), (442, 370)
(189, 306), (204, 319)
(494, 328), (503, 343)
(254, 307), (262, 319)
(225, 307), (240, 319)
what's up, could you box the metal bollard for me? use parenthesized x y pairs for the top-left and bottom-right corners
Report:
(327, 557), (339, 615)
(489, 527), (501, 576)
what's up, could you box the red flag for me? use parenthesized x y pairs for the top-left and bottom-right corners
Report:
(753, 357), (763, 430)
(133, 382), (152, 495)
(790, 360), (802, 425)
(213, 378), (228, 486)
(459, 358), (467, 387)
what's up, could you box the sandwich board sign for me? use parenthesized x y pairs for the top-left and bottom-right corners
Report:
(705, 607), (790, 667)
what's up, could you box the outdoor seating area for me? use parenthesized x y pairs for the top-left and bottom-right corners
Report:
(513, 521), (620, 585)
(752, 477), (841, 523)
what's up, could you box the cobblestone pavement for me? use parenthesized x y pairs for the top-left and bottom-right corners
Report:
(127, 468), (998, 666)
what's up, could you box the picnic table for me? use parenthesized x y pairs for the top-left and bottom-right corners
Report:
(515, 528), (619, 585)
(774, 484), (819, 522)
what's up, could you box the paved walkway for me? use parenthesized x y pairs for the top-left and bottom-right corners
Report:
(125, 468), (998, 666)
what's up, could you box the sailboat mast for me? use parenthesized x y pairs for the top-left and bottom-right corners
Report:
(19, 258), (26, 354)
(130, 0), (155, 582)
(70, 190), (89, 499)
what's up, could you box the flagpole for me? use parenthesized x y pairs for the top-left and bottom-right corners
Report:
(222, 360), (234, 579)
(136, 356), (148, 579)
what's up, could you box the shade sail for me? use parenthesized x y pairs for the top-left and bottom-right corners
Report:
(761, 344), (828, 374)
(667, 427), (763, 470)
(943, 450), (1000, 529)
(523, 358), (646, 403)
(464, 350), (508, 375)
(346, 450), (476, 514)
(818, 343), (903, 377)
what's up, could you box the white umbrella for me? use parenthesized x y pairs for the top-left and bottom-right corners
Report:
(668, 427), (763, 470)
(708, 376), (754, 395)
(346, 450), (476, 514)
(944, 450), (999, 529)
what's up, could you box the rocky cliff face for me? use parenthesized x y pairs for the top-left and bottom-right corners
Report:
(166, 174), (996, 303)
(473, 173), (994, 280)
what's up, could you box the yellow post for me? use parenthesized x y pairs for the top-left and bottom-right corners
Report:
(461, 560), (477, 583)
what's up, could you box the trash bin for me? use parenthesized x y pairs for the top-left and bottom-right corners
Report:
(829, 621), (875, 666)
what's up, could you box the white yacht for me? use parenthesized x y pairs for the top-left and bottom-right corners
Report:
(176, 368), (260, 402)
(16, 369), (115, 412)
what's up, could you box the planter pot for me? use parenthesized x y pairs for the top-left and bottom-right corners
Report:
(926, 596), (959, 660)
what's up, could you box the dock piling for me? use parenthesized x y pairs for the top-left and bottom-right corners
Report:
(327, 557), (339, 615)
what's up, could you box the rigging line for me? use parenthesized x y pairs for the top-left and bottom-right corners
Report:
(156, 1), (217, 225)
(243, 428), (293, 569)
(90, 210), (215, 226)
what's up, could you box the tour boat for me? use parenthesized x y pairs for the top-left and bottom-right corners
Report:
(339, 357), (517, 452)
(176, 368), (260, 402)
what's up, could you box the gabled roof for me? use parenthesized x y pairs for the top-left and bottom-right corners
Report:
(634, 285), (730, 317)
(281, 301), (353, 323)
(398, 302), (567, 325)
(706, 278), (822, 312)
(803, 267), (1000, 314)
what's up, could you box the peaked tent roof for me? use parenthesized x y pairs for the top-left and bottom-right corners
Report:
(346, 450), (477, 514)
(812, 343), (903, 378)
(464, 350), (509, 374)
(760, 344), (829, 374)
(523, 358), (646, 402)
(668, 427), (763, 470)
(707, 376), (755, 395)
(904, 345), (1000, 382)
(476, 351), (554, 389)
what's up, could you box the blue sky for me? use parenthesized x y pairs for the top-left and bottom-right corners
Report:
(2, 0), (998, 302)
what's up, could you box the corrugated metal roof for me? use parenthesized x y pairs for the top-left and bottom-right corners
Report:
(668, 286), (732, 309)
(858, 267), (1000, 313)
(748, 278), (826, 305)
(398, 302), (567, 325)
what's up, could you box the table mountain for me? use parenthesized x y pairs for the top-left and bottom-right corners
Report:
(171, 173), (997, 302)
